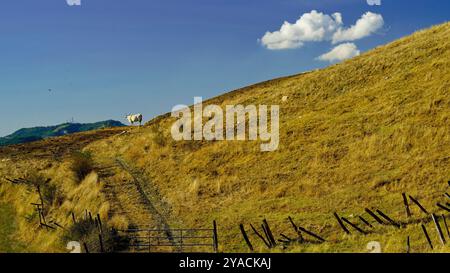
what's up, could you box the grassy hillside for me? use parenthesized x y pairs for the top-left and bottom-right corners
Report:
(0, 120), (125, 147)
(0, 203), (26, 252)
(0, 22), (449, 253)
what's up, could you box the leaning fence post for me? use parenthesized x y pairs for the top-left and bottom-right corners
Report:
(239, 224), (254, 252)
(261, 224), (273, 248)
(333, 212), (350, 234)
(287, 216), (303, 241)
(250, 224), (271, 248)
(262, 219), (277, 247)
(408, 195), (429, 215)
(37, 206), (49, 231)
(97, 214), (103, 233)
(365, 208), (385, 225)
(341, 217), (367, 235)
(297, 226), (326, 242)
(358, 216), (373, 228)
(431, 214), (446, 245)
(71, 212), (76, 224)
(406, 236), (410, 253)
(436, 203), (450, 212)
(99, 234), (105, 253)
(88, 212), (93, 223)
(36, 185), (44, 211)
(37, 206), (43, 226)
(83, 242), (89, 253)
(402, 193), (412, 218)
(376, 209), (400, 228)
(213, 220), (219, 253)
(444, 193), (450, 201)
(421, 224), (433, 250)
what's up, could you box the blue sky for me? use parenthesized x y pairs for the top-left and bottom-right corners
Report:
(0, 0), (449, 136)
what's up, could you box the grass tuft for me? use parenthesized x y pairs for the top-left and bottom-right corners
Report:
(70, 151), (95, 182)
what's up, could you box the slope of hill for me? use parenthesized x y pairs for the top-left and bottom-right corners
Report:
(88, 22), (450, 252)
(0, 120), (125, 147)
(0, 22), (449, 253)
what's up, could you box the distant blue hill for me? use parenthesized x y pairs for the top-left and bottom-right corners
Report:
(0, 120), (125, 147)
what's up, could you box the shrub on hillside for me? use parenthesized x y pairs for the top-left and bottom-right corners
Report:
(23, 171), (48, 187)
(70, 151), (95, 182)
(41, 182), (57, 205)
(22, 171), (61, 207)
(40, 182), (65, 207)
(151, 127), (166, 147)
(63, 218), (130, 253)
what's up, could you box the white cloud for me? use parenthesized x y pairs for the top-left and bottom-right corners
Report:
(318, 43), (360, 62)
(66, 0), (81, 6)
(367, 0), (381, 6)
(332, 12), (384, 44)
(260, 10), (343, 50)
(260, 11), (384, 50)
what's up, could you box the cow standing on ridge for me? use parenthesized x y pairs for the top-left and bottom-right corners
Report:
(126, 113), (143, 126)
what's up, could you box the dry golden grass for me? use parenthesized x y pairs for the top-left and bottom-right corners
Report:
(88, 22), (449, 253)
(1, 22), (449, 253)
(0, 157), (114, 252)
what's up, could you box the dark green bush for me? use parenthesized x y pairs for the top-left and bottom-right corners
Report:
(70, 151), (95, 182)
(63, 218), (130, 253)
(41, 183), (57, 205)
(22, 171), (60, 207)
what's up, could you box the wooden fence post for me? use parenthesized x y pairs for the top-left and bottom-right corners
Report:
(444, 193), (450, 201)
(36, 206), (43, 226)
(376, 209), (400, 228)
(250, 224), (271, 248)
(279, 233), (292, 242)
(402, 193), (412, 218)
(53, 222), (66, 230)
(333, 212), (350, 234)
(83, 242), (89, 253)
(71, 212), (76, 224)
(297, 226), (326, 242)
(365, 208), (385, 225)
(421, 224), (433, 250)
(261, 224), (273, 248)
(262, 219), (277, 247)
(213, 220), (219, 253)
(239, 224), (254, 252)
(99, 234), (105, 253)
(358, 216), (373, 228)
(97, 214), (103, 233)
(406, 236), (410, 253)
(408, 195), (429, 215)
(341, 217), (367, 235)
(436, 203), (450, 212)
(287, 216), (303, 241)
(36, 185), (44, 211)
(431, 214), (446, 245)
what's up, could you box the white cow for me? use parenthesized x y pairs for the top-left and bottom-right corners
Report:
(126, 113), (143, 126)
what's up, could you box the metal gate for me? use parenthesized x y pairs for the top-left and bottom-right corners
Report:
(119, 221), (218, 253)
